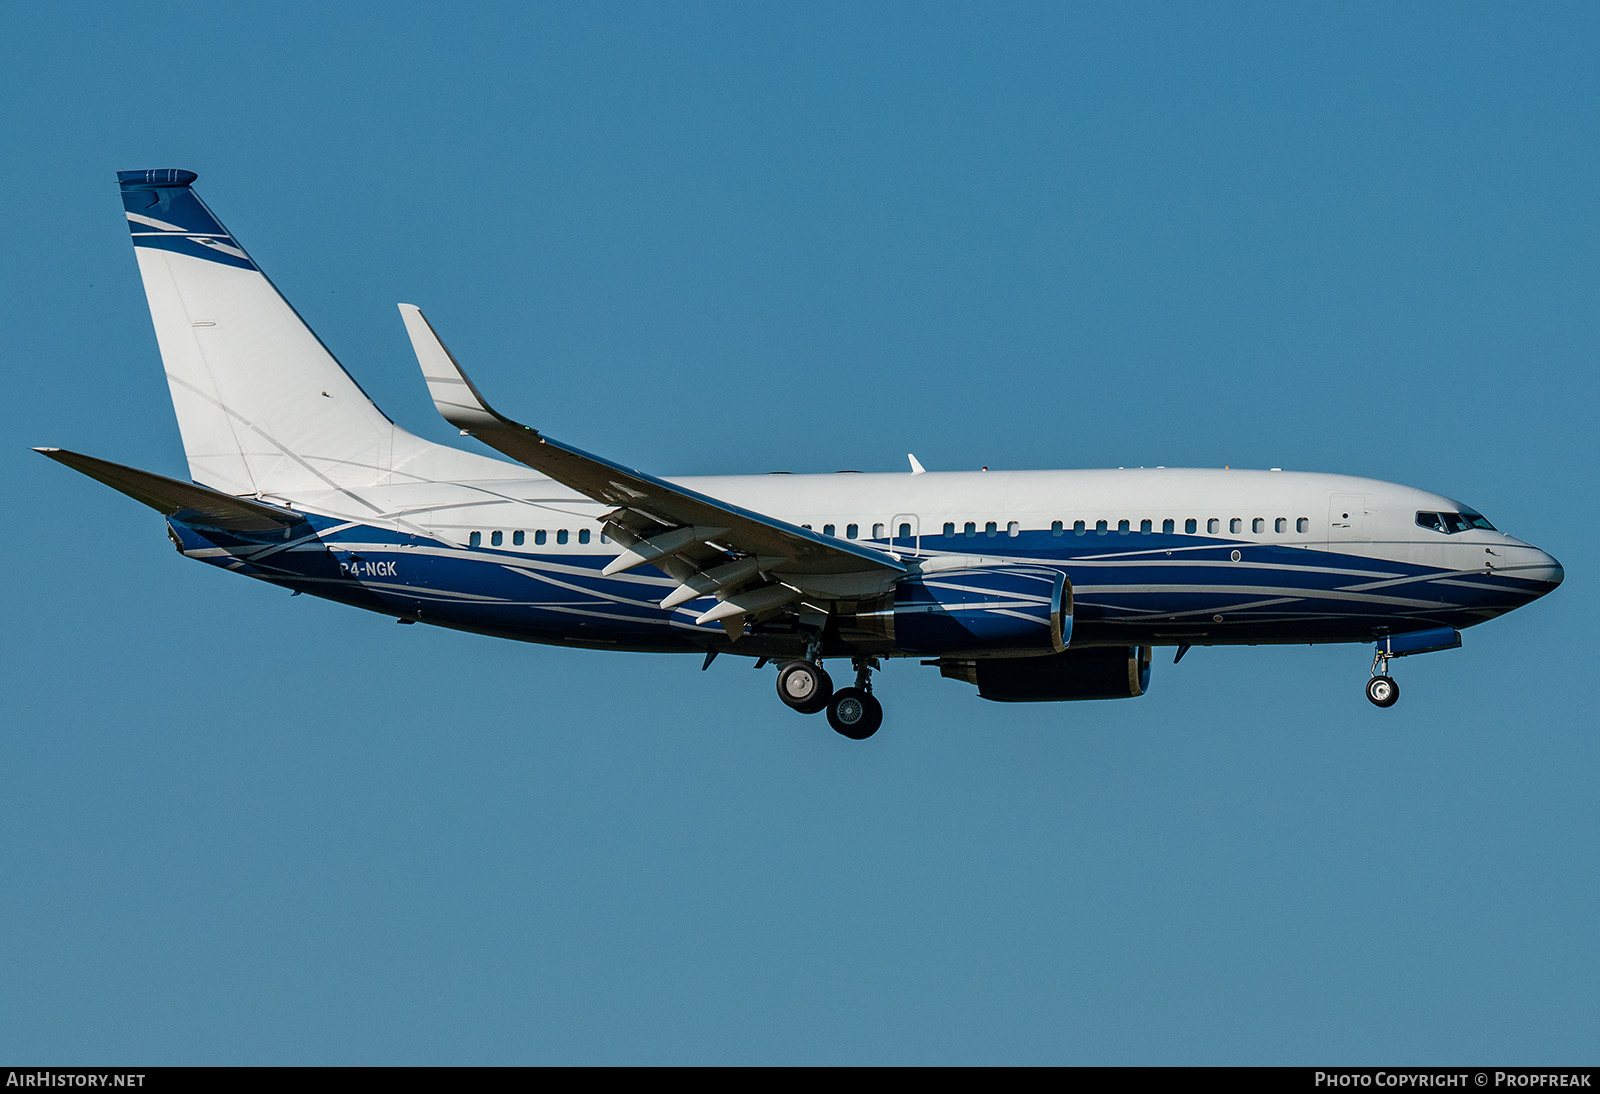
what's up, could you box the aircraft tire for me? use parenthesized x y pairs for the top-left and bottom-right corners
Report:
(777, 660), (832, 714)
(827, 688), (883, 739)
(1366, 675), (1400, 708)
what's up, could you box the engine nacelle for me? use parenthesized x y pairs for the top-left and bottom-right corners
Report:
(940, 646), (1153, 702)
(849, 565), (1070, 656)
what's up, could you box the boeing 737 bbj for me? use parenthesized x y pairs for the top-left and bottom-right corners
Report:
(37, 170), (1565, 738)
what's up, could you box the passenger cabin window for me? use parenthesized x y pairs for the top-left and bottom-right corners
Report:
(985, 521), (998, 537)
(1141, 519), (1152, 533)
(872, 523), (885, 539)
(1163, 519), (1175, 534)
(1007, 521), (1020, 537)
(1274, 518), (1286, 534)
(513, 530), (525, 546)
(1252, 518), (1264, 534)
(943, 522), (955, 536)
(964, 522), (976, 537)
(1051, 521), (1063, 536)
(1117, 520), (1130, 534)
(1185, 519), (1197, 534)
(491, 530), (503, 546)
(1297, 518), (1309, 533)
(1095, 520), (1108, 534)
(1074, 521), (1086, 534)
(1207, 519), (1220, 534)
(578, 529), (591, 544)
(898, 523), (911, 539)
(823, 524), (836, 537)
(469, 531), (481, 547)
(535, 530), (547, 545)
(557, 529), (569, 545)
(1230, 518), (1242, 534)
(846, 524), (859, 539)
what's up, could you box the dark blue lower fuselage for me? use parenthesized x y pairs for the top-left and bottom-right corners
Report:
(167, 515), (1556, 659)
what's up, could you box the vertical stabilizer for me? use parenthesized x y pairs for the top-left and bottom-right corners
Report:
(119, 169), (397, 497)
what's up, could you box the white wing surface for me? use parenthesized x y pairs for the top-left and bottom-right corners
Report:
(398, 305), (905, 630)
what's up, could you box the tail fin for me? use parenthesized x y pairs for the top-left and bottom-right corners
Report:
(119, 169), (399, 497)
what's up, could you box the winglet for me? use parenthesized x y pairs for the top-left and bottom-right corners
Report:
(392, 304), (906, 582)
(398, 303), (516, 435)
(908, 453), (926, 475)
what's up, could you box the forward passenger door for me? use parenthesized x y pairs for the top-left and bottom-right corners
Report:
(1328, 493), (1366, 550)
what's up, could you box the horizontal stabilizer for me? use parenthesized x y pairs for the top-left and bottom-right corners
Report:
(35, 448), (306, 533)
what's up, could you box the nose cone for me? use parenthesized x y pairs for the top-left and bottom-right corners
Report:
(1535, 551), (1564, 589)
(1520, 548), (1564, 596)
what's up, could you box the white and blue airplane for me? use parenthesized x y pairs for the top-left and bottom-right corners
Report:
(38, 169), (1564, 738)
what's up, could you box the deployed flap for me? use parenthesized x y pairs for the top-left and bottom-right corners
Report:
(398, 304), (906, 579)
(36, 448), (305, 533)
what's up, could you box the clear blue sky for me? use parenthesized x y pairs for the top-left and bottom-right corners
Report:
(3, 2), (1595, 1064)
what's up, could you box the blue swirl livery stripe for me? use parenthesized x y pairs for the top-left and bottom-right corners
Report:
(119, 169), (259, 271)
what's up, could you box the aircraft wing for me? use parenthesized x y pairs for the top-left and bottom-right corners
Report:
(398, 305), (905, 629)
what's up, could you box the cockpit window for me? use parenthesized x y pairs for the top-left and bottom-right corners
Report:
(1418, 510), (1496, 534)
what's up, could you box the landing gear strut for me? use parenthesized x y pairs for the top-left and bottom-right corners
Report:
(775, 655), (884, 738)
(1367, 648), (1399, 708)
(826, 658), (883, 739)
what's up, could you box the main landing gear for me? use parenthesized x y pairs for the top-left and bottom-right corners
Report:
(775, 657), (884, 739)
(776, 660), (831, 714)
(1367, 648), (1400, 708)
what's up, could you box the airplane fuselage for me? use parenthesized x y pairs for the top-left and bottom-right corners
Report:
(168, 465), (1561, 659)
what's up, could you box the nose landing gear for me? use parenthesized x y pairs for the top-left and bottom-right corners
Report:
(1362, 627), (1462, 707)
(1367, 647), (1399, 707)
(1366, 673), (1400, 707)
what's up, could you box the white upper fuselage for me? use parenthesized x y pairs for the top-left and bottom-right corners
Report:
(285, 462), (1558, 586)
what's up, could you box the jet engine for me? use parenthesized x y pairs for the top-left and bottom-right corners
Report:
(938, 645), (1153, 702)
(844, 565), (1070, 657)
